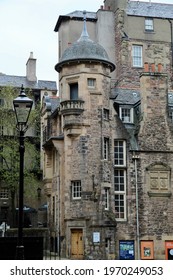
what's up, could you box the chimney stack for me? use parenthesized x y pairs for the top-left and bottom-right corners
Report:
(138, 66), (169, 150)
(26, 52), (37, 82)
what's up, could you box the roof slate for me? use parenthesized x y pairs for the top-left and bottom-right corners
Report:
(54, 11), (97, 32)
(0, 74), (57, 91)
(127, 1), (173, 19)
(112, 88), (140, 105)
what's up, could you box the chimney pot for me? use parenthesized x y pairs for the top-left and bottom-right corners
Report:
(144, 62), (149, 72)
(158, 63), (162, 72)
(151, 63), (155, 72)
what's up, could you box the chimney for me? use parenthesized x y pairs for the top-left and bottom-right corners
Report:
(26, 52), (37, 82)
(140, 65), (168, 120)
(138, 66), (169, 150)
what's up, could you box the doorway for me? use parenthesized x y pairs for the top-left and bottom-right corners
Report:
(71, 229), (83, 259)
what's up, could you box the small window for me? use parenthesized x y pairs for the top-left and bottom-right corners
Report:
(103, 108), (109, 120)
(0, 188), (9, 199)
(0, 98), (4, 106)
(71, 181), (81, 199)
(132, 45), (143, 67)
(169, 108), (173, 121)
(0, 125), (3, 136)
(104, 188), (109, 210)
(145, 18), (154, 31)
(87, 78), (96, 88)
(120, 107), (134, 123)
(103, 137), (109, 160)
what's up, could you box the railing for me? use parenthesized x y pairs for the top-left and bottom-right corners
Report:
(60, 100), (84, 115)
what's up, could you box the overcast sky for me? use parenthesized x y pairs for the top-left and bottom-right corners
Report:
(0, 0), (172, 83)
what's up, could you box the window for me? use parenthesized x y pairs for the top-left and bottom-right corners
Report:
(87, 78), (96, 88)
(104, 188), (109, 210)
(103, 137), (109, 160)
(0, 125), (3, 136)
(169, 108), (173, 121)
(132, 45), (143, 67)
(145, 18), (154, 31)
(0, 98), (4, 106)
(114, 140), (126, 220)
(71, 181), (81, 199)
(114, 140), (126, 166)
(120, 107), (134, 123)
(114, 170), (126, 220)
(0, 188), (9, 199)
(103, 108), (109, 120)
(52, 196), (56, 223)
(70, 83), (78, 100)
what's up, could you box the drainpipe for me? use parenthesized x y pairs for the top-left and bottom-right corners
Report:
(132, 153), (140, 259)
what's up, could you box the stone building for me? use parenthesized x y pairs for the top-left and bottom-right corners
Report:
(42, 1), (173, 259)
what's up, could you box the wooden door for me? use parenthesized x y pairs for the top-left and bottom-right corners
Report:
(71, 229), (83, 259)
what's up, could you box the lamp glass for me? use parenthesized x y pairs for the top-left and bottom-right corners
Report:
(13, 95), (33, 127)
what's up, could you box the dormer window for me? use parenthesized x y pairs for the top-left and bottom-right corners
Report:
(145, 18), (154, 31)
(119, 107), (134, 123)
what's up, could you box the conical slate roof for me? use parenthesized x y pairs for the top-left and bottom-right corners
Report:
(55, 11), (115, 73)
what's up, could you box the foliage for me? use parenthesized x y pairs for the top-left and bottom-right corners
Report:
(0, 86), (42, 201)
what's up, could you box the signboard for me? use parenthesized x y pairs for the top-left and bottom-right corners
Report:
(140, 241), (154, 260)
(93, 232), (100, 243)
(119, 240), (135, 260)
(165, 241), (173, 260)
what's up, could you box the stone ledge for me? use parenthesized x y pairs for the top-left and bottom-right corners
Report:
(148, 191), (172, 197)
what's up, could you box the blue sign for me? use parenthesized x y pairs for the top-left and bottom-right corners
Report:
(119, 240), (135, 260)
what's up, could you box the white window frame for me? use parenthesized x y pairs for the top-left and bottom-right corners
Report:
(71, 180), (81, 200)
(114, 169), (126, 221)
(145, 18), (154, 31)
(119, 107), (134, 123)
(114, 140), (126, 167)
(132, 45), (143, 67)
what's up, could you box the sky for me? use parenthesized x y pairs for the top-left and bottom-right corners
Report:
(0, 0), (173, 83)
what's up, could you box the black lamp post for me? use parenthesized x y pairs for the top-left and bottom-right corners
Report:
(13, 85), (33, 260)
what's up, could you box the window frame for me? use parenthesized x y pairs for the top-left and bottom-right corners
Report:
(132, 45), (143, 67)
(119, 107), (134, 123)
(114, 169), (126, 221)
(0, 188), (9, 199)
(103, 108), (109, 120)
(103, 137), (109, 160)
(168, 107), (173, 121)
(114, 139), (127, 221)
(69, 83), (78, 100)
(87, 78), (96, 88)
(114, 140), (126, 167)
(71, 180), (82, 200)
(145, 18), (154, 31)
(104, 188), (110, 210)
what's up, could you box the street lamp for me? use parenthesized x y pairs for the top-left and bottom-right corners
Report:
(13, 85), (33, 260)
